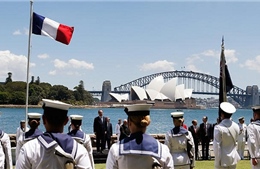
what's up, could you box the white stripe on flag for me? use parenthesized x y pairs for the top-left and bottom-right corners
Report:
(41, 17), (59, 39)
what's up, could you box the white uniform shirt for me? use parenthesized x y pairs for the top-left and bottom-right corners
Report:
(106, 133), (173, 169)
(16, 127), (29, 142)
(213, 119), (240, 168)
(68, 130), (95, 169)
(237, 123), (247, 142)
(16, 134), (92, 169)
(115, 123), (121, 135)
(0, 132), (12, 169)
(165, 127), (195, 168)
(247, 120), (260, 169)
(16, 129), (43, 162)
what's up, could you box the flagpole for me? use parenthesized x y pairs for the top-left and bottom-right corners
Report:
(25, 0), (33, 131)
(218, 36), (226, 123)
(221, 37), (227, 102)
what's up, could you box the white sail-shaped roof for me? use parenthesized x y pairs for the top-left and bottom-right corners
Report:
(146, 75), (165, 92)
(131, 86), (147, 100)
(109, 93), (129, 102)
(184, 89), (193, 98)
(146, 89), (169, 101)
(160, 78), (177, 101)
(175, 84), (185, 101)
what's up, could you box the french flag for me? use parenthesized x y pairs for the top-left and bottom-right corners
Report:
(32, 12), (74, 45)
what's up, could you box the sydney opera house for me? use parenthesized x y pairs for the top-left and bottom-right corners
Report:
(109, 76), (197, 109)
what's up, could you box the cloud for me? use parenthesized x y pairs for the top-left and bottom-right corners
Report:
(201, 50), (219, 57)
(53, 59), (67, 69)
(49, 70), (56, 75)
(68, 59), (94, 69)
(24, 28), (29, 35)
(185, 49), (238, 72)
(0, 50), (36, 81)
(140, 60), (175, 72)
(225, 49), (238, 64)
(13, 30), (21, 35)
(13, 28), (29, 35)
(241, 55), (260, 73)
(38, 54), (50, 59)
(50, 58), (94, 76)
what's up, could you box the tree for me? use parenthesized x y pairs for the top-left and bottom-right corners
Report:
(10, 91), (26, 104)
(0, 92), (10, 104)
(73, 80), (94, 105)
(35, 76), (40, 85)
(28, 84), (45, 104)
(30, 76), (34, 84)
(5, 81), (26, 92)
(48, 85), (74, 101)
(5, 72), (12, 84)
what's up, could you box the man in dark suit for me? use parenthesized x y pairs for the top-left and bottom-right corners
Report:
(93, 109), (107, 153)
(199, 116), (213, 160)
(188, 119), (199, 160)
(105, 117), (113, 150)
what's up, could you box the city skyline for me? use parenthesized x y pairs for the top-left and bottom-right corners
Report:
(1, 1), (260, 93)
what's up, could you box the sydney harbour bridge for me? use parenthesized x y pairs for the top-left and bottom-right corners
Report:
(89, 70), (259, 108)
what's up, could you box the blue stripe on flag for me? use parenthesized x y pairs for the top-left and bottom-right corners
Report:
(32, 12), (45, 35)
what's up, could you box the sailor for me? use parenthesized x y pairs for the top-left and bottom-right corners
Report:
(16, 112), (43, 162)
(16, 99), (92, 169)
(247, 106), (260, 169)
(213, 102), (240, 169)
(68, 114), (95, 169)
(16, 120), (29, 143)
(165, 111), (195, 169)
(106, 104), (173, 169)
(237, 116), (247, 160)
(0, 129), (12, 169)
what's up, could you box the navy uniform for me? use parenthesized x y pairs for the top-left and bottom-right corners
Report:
(247, 106), (260, 169)
(16, 99), (92, 169)
(16, 120), (29, 144)
(68, 115), (95, 169)
(0, 130), (12, 169)
(16, 112), (43, 161)
(165, 112), (195, 169)
(237, 116), (247, 160)
(213, 102), (240, 169)
(106, 104), (173, 169)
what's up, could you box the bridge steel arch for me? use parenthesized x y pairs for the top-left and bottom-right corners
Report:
(113, 71), (248, 107)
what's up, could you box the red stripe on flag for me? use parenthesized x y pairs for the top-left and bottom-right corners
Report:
(56, 24), (74, 45)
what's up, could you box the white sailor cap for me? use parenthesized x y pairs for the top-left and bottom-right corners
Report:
(28, 113), (42, 119)
(252, 106), (260, 112)
(171, 112), (184, 119)
(220, 102), (236, 114)
(42, 99), (71, 111)
(70, 115), (83, 121)
(124, 104), (152, 116)
(238, 116), (244, 120)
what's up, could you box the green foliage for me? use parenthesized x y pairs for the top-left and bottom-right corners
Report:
(73, 80), (94, 105)
(0, 80), (95, 105)
(0, 92), (10, 104)
(5, 81), (26, 92)
(10, 91), (26, 104)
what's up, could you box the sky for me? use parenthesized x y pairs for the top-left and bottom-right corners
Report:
(1, 1), (260, 94)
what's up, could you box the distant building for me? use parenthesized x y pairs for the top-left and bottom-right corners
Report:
(109, 76), (193, 103)
(101, 80), (112, 102)
(245, 85), (259, 107)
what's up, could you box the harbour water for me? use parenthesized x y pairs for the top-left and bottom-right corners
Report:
(0, 107), (253, 135)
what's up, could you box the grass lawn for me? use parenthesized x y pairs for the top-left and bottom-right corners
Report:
(95, 160), (251, 169)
